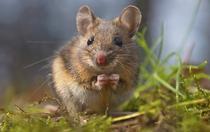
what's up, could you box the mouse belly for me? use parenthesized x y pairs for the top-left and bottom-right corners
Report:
(56, 81), (133, 114)
(56, 82), (114, 113)
(70, 84), (110, 113)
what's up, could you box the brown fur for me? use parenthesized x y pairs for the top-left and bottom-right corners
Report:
(52, 5), (142, 115)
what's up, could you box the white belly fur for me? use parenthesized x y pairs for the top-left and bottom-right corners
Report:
(55, 80), (133, 113)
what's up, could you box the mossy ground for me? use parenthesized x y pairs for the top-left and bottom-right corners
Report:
(1, 29), (210, 131)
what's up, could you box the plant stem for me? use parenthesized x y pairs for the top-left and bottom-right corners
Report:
(153, 73), (185, 98)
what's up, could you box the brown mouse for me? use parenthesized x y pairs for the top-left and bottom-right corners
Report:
(51, 5), (142, 116)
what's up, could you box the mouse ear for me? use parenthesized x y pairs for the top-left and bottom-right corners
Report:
(76, 5), (96, 36)
(118, 5), (142, 37)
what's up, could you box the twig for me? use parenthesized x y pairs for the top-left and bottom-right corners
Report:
(112, 109), (155, 123)
(168, 97), (210, 109)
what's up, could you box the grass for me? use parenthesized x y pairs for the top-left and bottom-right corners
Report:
(1, 29), (210, 131)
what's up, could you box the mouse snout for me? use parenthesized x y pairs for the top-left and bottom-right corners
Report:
(96, 51), (107, 66)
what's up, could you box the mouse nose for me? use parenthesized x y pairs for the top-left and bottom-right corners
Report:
(96, 51), (107, 66)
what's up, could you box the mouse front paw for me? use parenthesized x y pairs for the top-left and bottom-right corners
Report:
(109, 74), (120, 90)
(95, 74), (120, 90)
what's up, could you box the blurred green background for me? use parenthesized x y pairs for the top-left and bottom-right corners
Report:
(0, 0), (209, 105)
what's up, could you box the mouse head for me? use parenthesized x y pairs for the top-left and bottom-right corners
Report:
(76, 5), (142, 72)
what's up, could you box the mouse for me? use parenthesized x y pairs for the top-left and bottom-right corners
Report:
(51, 5), (142, 116)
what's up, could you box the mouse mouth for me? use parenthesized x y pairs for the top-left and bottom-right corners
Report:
(93, 63), (110, 70)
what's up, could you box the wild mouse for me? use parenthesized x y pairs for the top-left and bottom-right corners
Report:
(52, 5), (142, 116)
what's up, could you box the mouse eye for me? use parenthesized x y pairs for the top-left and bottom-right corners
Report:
(113, 36), (123, 47)
(87, 36), (94, 46)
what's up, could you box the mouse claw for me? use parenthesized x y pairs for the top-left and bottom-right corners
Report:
(109, 74), (120, 90)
